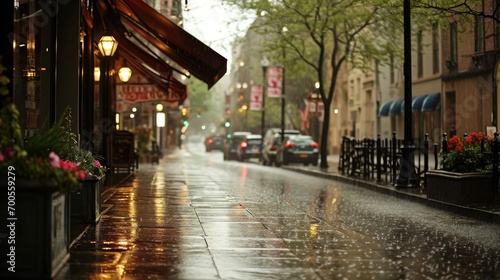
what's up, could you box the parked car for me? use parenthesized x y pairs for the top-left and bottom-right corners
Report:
(223, 131), (252, 160)
(236, 134), (262, 162)
(275, 134), (319, 166)
(261, 128), (300, 166)
(205, 134), (224, 152)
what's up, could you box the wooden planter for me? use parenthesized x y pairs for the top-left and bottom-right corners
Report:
(0, 180), (70, 279)
(426, 170), (494, 205)
(71, 175), (102, 224)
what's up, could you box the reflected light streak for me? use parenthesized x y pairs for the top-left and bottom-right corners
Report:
(309, 223), (318, 239)
(239, 166), (247, 192)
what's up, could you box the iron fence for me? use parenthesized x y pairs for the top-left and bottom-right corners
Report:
(339, 132), (499, 198)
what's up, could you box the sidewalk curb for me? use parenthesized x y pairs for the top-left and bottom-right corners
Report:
(284, 166), (500, 225)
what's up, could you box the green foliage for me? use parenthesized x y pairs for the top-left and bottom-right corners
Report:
(0, 60), (105, 190)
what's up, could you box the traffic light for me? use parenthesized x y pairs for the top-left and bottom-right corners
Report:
(224, 120), (230, 128)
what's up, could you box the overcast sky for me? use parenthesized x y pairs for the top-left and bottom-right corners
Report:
(182, 0), (255, 73)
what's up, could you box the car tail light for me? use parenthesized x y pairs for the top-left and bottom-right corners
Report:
(310, 142), (319, 148)
(285, 142), (295, 149)
(240, 142), (248, 149)
(207, 139), (213, 144)
(270, 145), (279, 151)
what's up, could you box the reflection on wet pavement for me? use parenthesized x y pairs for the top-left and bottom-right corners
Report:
(56, 145), (500, 279)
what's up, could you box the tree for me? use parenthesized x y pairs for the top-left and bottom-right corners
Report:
(413, 0), (499, 23)
(221, 0), (402, 168)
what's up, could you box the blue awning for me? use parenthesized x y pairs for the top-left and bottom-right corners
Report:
(389, 99), (403, 116)
(412, 95), (428, 111)
(378, 101), (394, 116)
(421, 93), (441, 112)
(399, 95), (429, 113)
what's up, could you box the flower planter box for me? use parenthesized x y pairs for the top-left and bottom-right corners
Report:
(426, 170), (494, 205)
(0, 180), (70, 279)
(71, 175), (102, 224)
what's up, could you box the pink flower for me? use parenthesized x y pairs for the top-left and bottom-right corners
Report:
(94, 160), (102, 167)
(5, 148), (14, 158)
(49, 152), (61, 168)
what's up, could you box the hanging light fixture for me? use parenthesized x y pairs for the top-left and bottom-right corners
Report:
(98, 35), (118, 57)
(94, 67), (100, 82)
(118, 66), (132, 82)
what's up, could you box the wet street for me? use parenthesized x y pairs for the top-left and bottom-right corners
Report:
(58, 140), (500, 279)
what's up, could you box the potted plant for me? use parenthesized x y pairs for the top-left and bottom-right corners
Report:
(426, 132), (494, 205)
(0, 61), (88, 278)
(67, 147), (107, 224)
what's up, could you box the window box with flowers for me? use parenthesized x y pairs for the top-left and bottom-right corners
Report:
(426, 133), (494, 205)
(0, 61), (98, 278)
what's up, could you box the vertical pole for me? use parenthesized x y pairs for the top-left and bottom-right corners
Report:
(261, 65), (267, 146)
(281, 49), (286, 144)
(493, 132), (499, 198)
(395, 0), (418, 188)
(377, 135), (382, 182)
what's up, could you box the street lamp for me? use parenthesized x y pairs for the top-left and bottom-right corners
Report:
(118, 66), (132, 82)
(280, 26), (287, 144)
(260, 56), (269, 144)
(395, 0), (418, 188)
(98, 35), (118, 57)
(98, 34), (118, 166)
(156, 103), (165, 151)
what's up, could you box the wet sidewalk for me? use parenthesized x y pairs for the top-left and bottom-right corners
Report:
(62, 151), (321, 279)
(284, 154), (500, 224)
(59, 149), (500, 279)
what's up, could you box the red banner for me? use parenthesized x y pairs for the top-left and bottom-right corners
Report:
(250, 85), (263, 110)
(266, 66), (282, 98)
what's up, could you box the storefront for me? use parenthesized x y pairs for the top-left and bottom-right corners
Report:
(1, 0), (226, 167)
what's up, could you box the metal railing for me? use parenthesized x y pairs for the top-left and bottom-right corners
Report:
(339, 132), (499, 198)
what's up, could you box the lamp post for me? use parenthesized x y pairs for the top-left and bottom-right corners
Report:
(280, 26), (287, 144)
(156, 103), (165, 151)
(395, 0), (418, 188)
(97, 34), (118, 166)
(260, 56), (269, 144)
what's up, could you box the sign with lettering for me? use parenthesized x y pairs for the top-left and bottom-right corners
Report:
(116, 84), (180, 103)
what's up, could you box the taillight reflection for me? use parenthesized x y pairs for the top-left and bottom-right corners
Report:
(240, 142), (248, 149)
(284, 142), (295, 149)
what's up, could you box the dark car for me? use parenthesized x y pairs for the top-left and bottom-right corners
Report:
(236, 134), (262, 162)
(261, 128), (300, 166)
(275, 134), (319, 166)
(205, 134), (224, 152)
(223, 131), (252, 160)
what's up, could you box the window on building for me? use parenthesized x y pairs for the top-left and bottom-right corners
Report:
(475, 15), (484, 52)
(417, 30), (423, 78)
(450, 22), (458, 68)
(432, 23), (440, 74)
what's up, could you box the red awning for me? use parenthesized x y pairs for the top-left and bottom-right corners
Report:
(98, 0), (226, 89)
(120, 49), (187, 104)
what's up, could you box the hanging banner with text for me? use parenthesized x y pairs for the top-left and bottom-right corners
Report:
(250, 85), (263, 110)
(266, 66), (283, 98)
